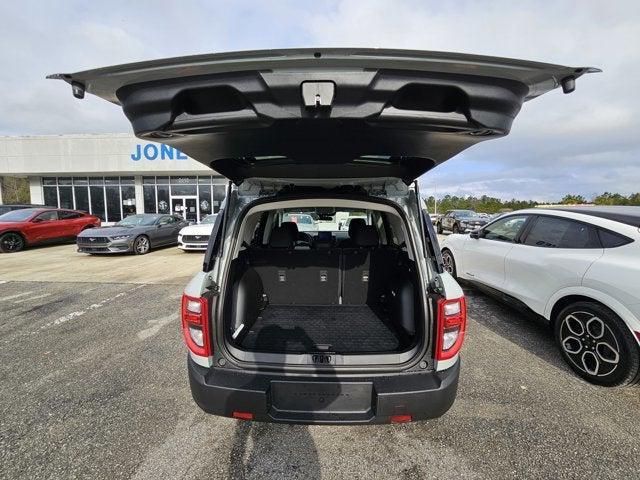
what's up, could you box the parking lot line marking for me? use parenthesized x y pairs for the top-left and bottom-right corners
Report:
(40, 284), (147, 330)
(137, 314), (178, 340)
(0, 291), (33, 302)
(14, 293), (52, 304)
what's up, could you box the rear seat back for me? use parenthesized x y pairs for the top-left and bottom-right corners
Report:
(248, 248), (340, 305)
(247, 223), (398, 307)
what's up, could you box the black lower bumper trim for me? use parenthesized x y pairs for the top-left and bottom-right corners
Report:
(188, 357), (459, 424)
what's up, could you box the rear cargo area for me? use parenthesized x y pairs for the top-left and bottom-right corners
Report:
(225, 221), (422, 357)
(240, 305), (407, 353)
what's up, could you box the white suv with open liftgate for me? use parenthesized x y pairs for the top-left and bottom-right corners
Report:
(52, 48), (596, 423)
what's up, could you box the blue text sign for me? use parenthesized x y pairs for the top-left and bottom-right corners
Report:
(131, 144), (188, 161)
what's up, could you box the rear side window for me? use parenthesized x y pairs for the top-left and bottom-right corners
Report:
(59, 210), (82, 219)
(523, 216), (599, 249)
(597, 229), (634, 248)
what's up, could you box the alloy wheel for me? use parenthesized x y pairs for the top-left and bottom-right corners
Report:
(442, 251), (455, 276)
(559, 311), (620, 377)
(134, 236), (150, 254)
(0, 233), (24, 253)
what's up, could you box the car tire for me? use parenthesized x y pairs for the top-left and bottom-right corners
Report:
(0, 232), (25, 253)
(554, 301), (640, 387)
(133, 235), (151, 255)
(452, 224), (460, 234)
(441, 249), (457, 278)
(437, 222), (443, 234)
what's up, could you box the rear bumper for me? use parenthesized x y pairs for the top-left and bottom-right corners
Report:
(188, 356), (459, 424)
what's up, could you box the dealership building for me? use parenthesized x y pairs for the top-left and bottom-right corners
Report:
(0, 133), (227, 223)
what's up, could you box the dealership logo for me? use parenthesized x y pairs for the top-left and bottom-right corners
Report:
(131, 143), (188, 161)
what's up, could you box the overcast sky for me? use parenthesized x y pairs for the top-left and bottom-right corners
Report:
(1, 1), (638, 201)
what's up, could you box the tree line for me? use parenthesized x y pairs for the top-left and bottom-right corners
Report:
(425, 192), (640, 214)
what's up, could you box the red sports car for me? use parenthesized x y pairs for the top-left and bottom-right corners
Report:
(0, 208), (101, 253)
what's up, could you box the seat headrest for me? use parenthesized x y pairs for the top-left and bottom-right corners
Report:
(353, 225), (379, 247)
(348, 218), (366, 238)
(269, 225), (295, 249)
(281, 221), (299, 237)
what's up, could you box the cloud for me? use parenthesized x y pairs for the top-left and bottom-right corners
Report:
(1, 0), (639, 200)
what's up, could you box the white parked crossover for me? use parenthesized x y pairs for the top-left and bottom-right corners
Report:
(178, 214), (217, 251)
(441, 207), (640, 386)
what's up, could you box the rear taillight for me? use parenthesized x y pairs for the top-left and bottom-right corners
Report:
(435, 297), (467, 361)
(232, 411), (254, 420)
(390, 414), (412, 424)
(181, 294), (211, 357)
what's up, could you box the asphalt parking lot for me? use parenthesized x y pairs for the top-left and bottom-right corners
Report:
(1, 243), (639, 479)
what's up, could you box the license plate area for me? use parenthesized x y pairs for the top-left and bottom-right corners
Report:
(270, 381), (373, 416)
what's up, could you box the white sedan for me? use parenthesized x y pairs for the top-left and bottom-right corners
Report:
(441, 207), (640, 387)
(178, 214), (217, 251)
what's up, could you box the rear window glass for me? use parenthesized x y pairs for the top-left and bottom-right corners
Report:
(524, 216), (599, 249)
(59, 210), (82, 219)
(597, 229), (633, 248)
(282, 210), (369, 232)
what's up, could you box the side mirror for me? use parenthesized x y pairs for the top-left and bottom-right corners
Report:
(470, 229), (481, 239)
(32, 217), (43, 223)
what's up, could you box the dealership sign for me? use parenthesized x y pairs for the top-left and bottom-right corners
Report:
(131, 143), (188, 161)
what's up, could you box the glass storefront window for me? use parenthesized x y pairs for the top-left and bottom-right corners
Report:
(198, 185), (212, 216)
(170, 176), (196, 184)
(74, 186), (90, 212)
(105, 186), (122, 222)
(41, 176), (225, 223)
(43, 186), (58, 206)
(90, 186), (105, 221)
(58, 186), (73, 209)
(157, 185), (170, 213)
(121, 185), (136, 217)
(143, 185), (156, 213)
(170, 184), (197, 196)
(212, 184), (226, 213)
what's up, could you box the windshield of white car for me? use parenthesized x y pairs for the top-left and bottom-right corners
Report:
(0, 208), (40, 222)
(116, 214), (161, 226)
